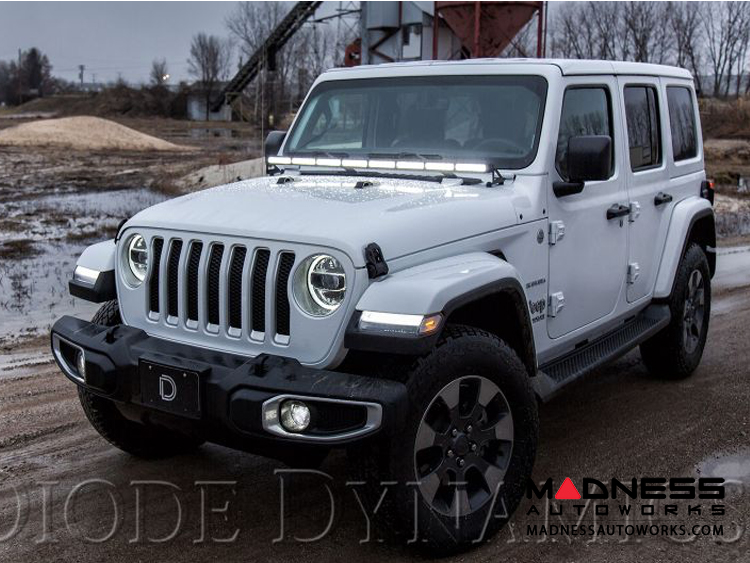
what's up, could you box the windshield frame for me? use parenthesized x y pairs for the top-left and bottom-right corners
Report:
(283, 74), (549, 171)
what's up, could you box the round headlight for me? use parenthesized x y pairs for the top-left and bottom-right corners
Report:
(126, 234), (148, 285)
(293, 254), (346, 316)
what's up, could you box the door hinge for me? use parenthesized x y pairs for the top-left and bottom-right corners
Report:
(627, 262), (640, 284)
(548, 292), (565, 317)
(629, 201), (641, 222)
(548, 221), (565, 245)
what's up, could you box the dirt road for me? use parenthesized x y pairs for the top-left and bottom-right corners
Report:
(0, 253), (748, 562)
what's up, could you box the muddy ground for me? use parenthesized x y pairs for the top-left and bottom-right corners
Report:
(0, 250), (747, 562)
(1, 115), (749, 561)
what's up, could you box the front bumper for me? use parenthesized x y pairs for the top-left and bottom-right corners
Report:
(50, 316), (407, 450)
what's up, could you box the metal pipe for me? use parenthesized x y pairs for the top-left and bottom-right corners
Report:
(473, 1), (481, 57)
(432, 1), (439, 60)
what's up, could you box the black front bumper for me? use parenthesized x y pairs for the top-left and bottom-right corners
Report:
(50, 316), (407, 450)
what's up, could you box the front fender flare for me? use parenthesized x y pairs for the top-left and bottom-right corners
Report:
(346, 253), (533, 363)
(69, 239), (117, 303)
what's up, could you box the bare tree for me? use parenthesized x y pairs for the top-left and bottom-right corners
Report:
(226, 2), (295, 124)
(670, 2), (704, 94)
(150, 58), (169, 86)
(703, 1), (750, 97)
(551, 2), (630, 60)
(226, 2), (352, 124)
(622, 2), (672, 63)
(188, 33), (232, 119)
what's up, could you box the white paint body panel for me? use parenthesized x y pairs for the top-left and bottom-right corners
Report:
(356, 253), (521, 315)
(76, 239), (116, 273)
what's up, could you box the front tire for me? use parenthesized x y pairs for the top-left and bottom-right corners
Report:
(349, 325), (538, 553)
(78, 301), (203, 458)
(640, 243), (711, 379)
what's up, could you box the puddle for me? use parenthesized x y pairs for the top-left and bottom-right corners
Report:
(714, 245), (750, 292)
(697, 450), (750, 482)
(0, 187), (168, 342)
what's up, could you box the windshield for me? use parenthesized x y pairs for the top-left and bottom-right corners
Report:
(285, 75), (547, 170)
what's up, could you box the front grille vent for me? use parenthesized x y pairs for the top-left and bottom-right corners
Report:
(148, 238), (294, 342)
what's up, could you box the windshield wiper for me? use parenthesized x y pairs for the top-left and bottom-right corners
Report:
(291, 150), (350, 159)
(366, 152), (444, 161)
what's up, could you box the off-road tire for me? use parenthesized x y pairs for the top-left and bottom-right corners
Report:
(640, 243), (711, 379)
(78, 301), (204, 458)
(348, 324), (538, 554)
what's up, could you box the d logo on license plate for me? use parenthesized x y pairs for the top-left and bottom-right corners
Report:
(139, 360), (201, 419)
(159, 374), (177, 402)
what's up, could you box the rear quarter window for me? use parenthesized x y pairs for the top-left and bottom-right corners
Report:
(666, 86), (698, 161)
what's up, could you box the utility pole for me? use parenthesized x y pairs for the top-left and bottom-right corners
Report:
(18, 48), (22, 104)
(78, 64), (85, 89)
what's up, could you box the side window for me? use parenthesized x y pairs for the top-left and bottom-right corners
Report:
(667, 86), (697, 161)
(556, 87), (613, 180)
(624, 86), (661, 171)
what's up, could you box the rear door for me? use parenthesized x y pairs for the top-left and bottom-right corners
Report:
(547, 77), (629, 339)
(617, 77), (671, 303)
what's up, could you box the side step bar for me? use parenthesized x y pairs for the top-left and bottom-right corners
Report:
(536, 304), (670, 401)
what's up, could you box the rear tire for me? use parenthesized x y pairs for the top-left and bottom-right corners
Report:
(79, 301), (203, 458)
(348, 325), (538, 553)
(640, 243), (711, 379)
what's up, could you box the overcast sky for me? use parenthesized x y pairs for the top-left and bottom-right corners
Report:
(0, 2), (344, 85)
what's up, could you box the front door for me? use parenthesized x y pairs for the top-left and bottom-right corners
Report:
(547, 78), (629, 339)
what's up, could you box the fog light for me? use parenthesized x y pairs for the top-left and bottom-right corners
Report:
(76, 350), (86, 380)
(280, 400), (311, 433)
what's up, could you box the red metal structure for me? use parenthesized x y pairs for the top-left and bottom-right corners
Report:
(433, 1), (546, 59)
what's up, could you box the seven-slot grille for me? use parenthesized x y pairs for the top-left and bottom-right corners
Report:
(149, 237), (295, 340)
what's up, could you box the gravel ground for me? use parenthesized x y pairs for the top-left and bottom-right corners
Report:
(0, 254), (748, 562)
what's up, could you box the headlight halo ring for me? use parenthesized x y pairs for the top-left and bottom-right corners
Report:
(293, 253), (347, 317)
(124, 233), (148, 286)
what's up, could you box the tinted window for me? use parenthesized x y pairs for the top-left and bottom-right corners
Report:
(667, 86), (697, 161)
(556, 88), (613, 179)
(286, 75), (548, 169)
(624, 86), (661, 170)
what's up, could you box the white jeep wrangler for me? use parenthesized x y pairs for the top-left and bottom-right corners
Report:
(52, 59), (715, 551)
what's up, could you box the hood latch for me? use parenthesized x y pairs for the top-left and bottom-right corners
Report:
(364, 243), (389, 279)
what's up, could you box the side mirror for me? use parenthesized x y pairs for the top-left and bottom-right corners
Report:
(554, 135), (612, 198)
(264, 130), (287, 160)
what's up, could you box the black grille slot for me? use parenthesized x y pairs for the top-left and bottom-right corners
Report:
(228, 247), (247, 330)
(167, 240), (183, 318)
(275, 253), (295, 336)
(149, 238), (164, 313)
(207, 244), (224, 326)
(186, 241), (203, 322)
(251, 249), (270, 333)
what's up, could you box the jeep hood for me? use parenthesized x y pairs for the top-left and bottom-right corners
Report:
(128, 175), (525, 268)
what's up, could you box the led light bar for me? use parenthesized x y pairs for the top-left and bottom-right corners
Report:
(291, 157), (316, 166)
(267, 156), (292, 165)
(368, 160), (396, 169)
(267, 156), (487, 174)
(74, 265), (100, 285)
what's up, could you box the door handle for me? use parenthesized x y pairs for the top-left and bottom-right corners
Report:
(606, 204), (630, 220)
(654, 192), (673, 206)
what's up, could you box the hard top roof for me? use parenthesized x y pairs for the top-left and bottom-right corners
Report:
(324, 58), (693, 80)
